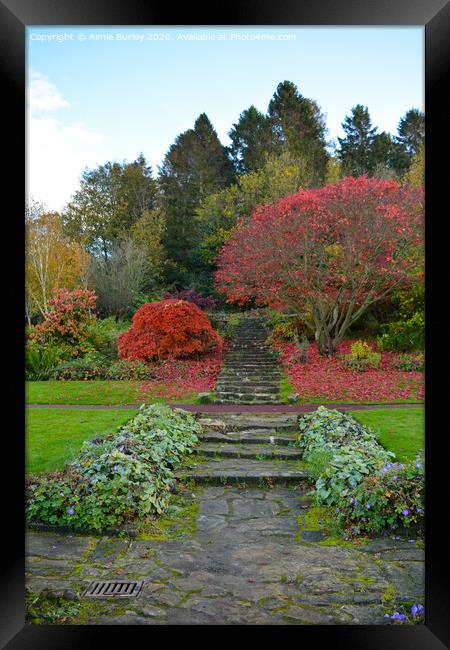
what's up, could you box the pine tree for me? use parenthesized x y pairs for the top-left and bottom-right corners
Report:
(228, 105), (273, 174)
(397, 108), (425, 156)
(337, 105), (378, 176)
(159, 113), (234, 285)
(267, 80), (328, 184)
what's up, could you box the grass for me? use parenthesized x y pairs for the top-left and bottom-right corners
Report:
(26, 408), (137, 475)
(351, 408), (424, 461)
(26, 380), (200, 405)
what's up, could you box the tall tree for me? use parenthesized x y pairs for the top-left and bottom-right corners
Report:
(397, 108), (425, 157)
(25, 209), (91, 322)
(62, 155), (156, 260)
(195, 150), (313, 273)
(159, 113), (235, 284)
(215, 177), (423, 354)
(337, 105), (378, 176)
(228, 105), (273, 174)
(267, 81), (328, 184)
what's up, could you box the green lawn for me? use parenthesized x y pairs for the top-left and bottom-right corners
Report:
(26, 381), (199, 405)
(26, 408), (137, 475)
(351, 408), (424, 462)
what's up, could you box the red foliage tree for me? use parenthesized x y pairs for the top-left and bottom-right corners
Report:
(117, 299), (223, 361)
(215, 177), (423, 354)
(29, 288), (97, 356)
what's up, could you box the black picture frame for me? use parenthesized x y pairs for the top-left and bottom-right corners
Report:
(2, 0), (448, 646)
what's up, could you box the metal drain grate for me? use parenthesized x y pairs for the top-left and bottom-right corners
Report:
(83, 580), (143, 598)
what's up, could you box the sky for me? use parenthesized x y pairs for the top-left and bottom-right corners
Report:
(26, 26), (424, 211)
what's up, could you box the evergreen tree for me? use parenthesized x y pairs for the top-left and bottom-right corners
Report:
(159, 113), (235, 285)
(337, 105), (378, 176)
(228, 105), (273, 174)
(397, 108), (425, 156)
(267, 80), (328, 184)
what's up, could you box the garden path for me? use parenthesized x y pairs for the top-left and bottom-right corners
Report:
(214, 317), (281, 404)
(26, 412), (424, 625)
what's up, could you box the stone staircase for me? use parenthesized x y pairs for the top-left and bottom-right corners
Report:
(214, 317), (281, 404)
(182, 413), (309, 486)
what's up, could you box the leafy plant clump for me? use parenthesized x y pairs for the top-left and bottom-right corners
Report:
(26, 404), (201, 531)
(341, 340), (381, 371)
(28, 288), (98, 358)
(296, 406), (424, 537)
(118, 299), (223, 361)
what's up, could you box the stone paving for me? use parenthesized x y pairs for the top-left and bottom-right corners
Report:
(25, 486), (424, 625)
(25, 411), (424, 625)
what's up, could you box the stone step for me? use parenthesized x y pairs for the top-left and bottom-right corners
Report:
(217, 380), (281, 386)
(214, 394), (280, 403)
(180, 458), (309, 485)
(199, 430), (296, 445)
(218, 371), (281, 378)
(211, 397), (280, 405)
(215, 389), (279, 397)
(197, 416), (298, 432)
(195, 443), (303, 460)
(215, 385), (280, 393)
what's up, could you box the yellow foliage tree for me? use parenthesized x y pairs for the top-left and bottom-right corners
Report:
(402, 144), (424, 188)
(25, 211), (93, 323)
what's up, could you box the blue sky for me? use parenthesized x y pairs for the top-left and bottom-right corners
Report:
(26, 26), (424, 210)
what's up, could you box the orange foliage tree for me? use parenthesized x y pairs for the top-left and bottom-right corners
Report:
(117, 299), (223, 361)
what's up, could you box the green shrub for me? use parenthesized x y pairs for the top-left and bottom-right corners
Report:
(105, 359), (153, 380)
(51, 353), (107, 380)
(26, 404), (201, 531)
(296, 407), (424, 537)
(25, 343), (66, 380)
(378, 311), (424, 352)
(377, 283), (424, 352)
(341, 340), (381, 371)
(390, 352), (425, 372)
(86, 317), (130, 360)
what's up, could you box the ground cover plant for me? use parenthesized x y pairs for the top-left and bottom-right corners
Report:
(26, 408), (138, 475)
(26, 404), (201, 531)
(276, 339), (423, 403)
(296, 406), (424, 538)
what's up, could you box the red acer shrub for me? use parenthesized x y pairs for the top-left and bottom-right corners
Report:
(215, 177), (423, 354)
(117, 299), (223, 361)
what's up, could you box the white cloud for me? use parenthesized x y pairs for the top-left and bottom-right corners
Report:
(27, 72), (104, 210)
(27, 71), (70, 112)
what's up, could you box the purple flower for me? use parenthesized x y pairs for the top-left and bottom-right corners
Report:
(408, 539), (416, 543)
(392, 476), (398, 481)
(349, 497), (354, 504)
(411, 604), (424, 617)
(416, 507), (422, 513)
(402, 508), (410, 516)
(67, 507), (75, 515)
(113, 465), (120, 471)
(335, 507), (340, 512)
(366, 503), (371, 509)
(391, 612), (405, 621)
(416, 460), (422, 469)
(350, 479), (356, 487)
